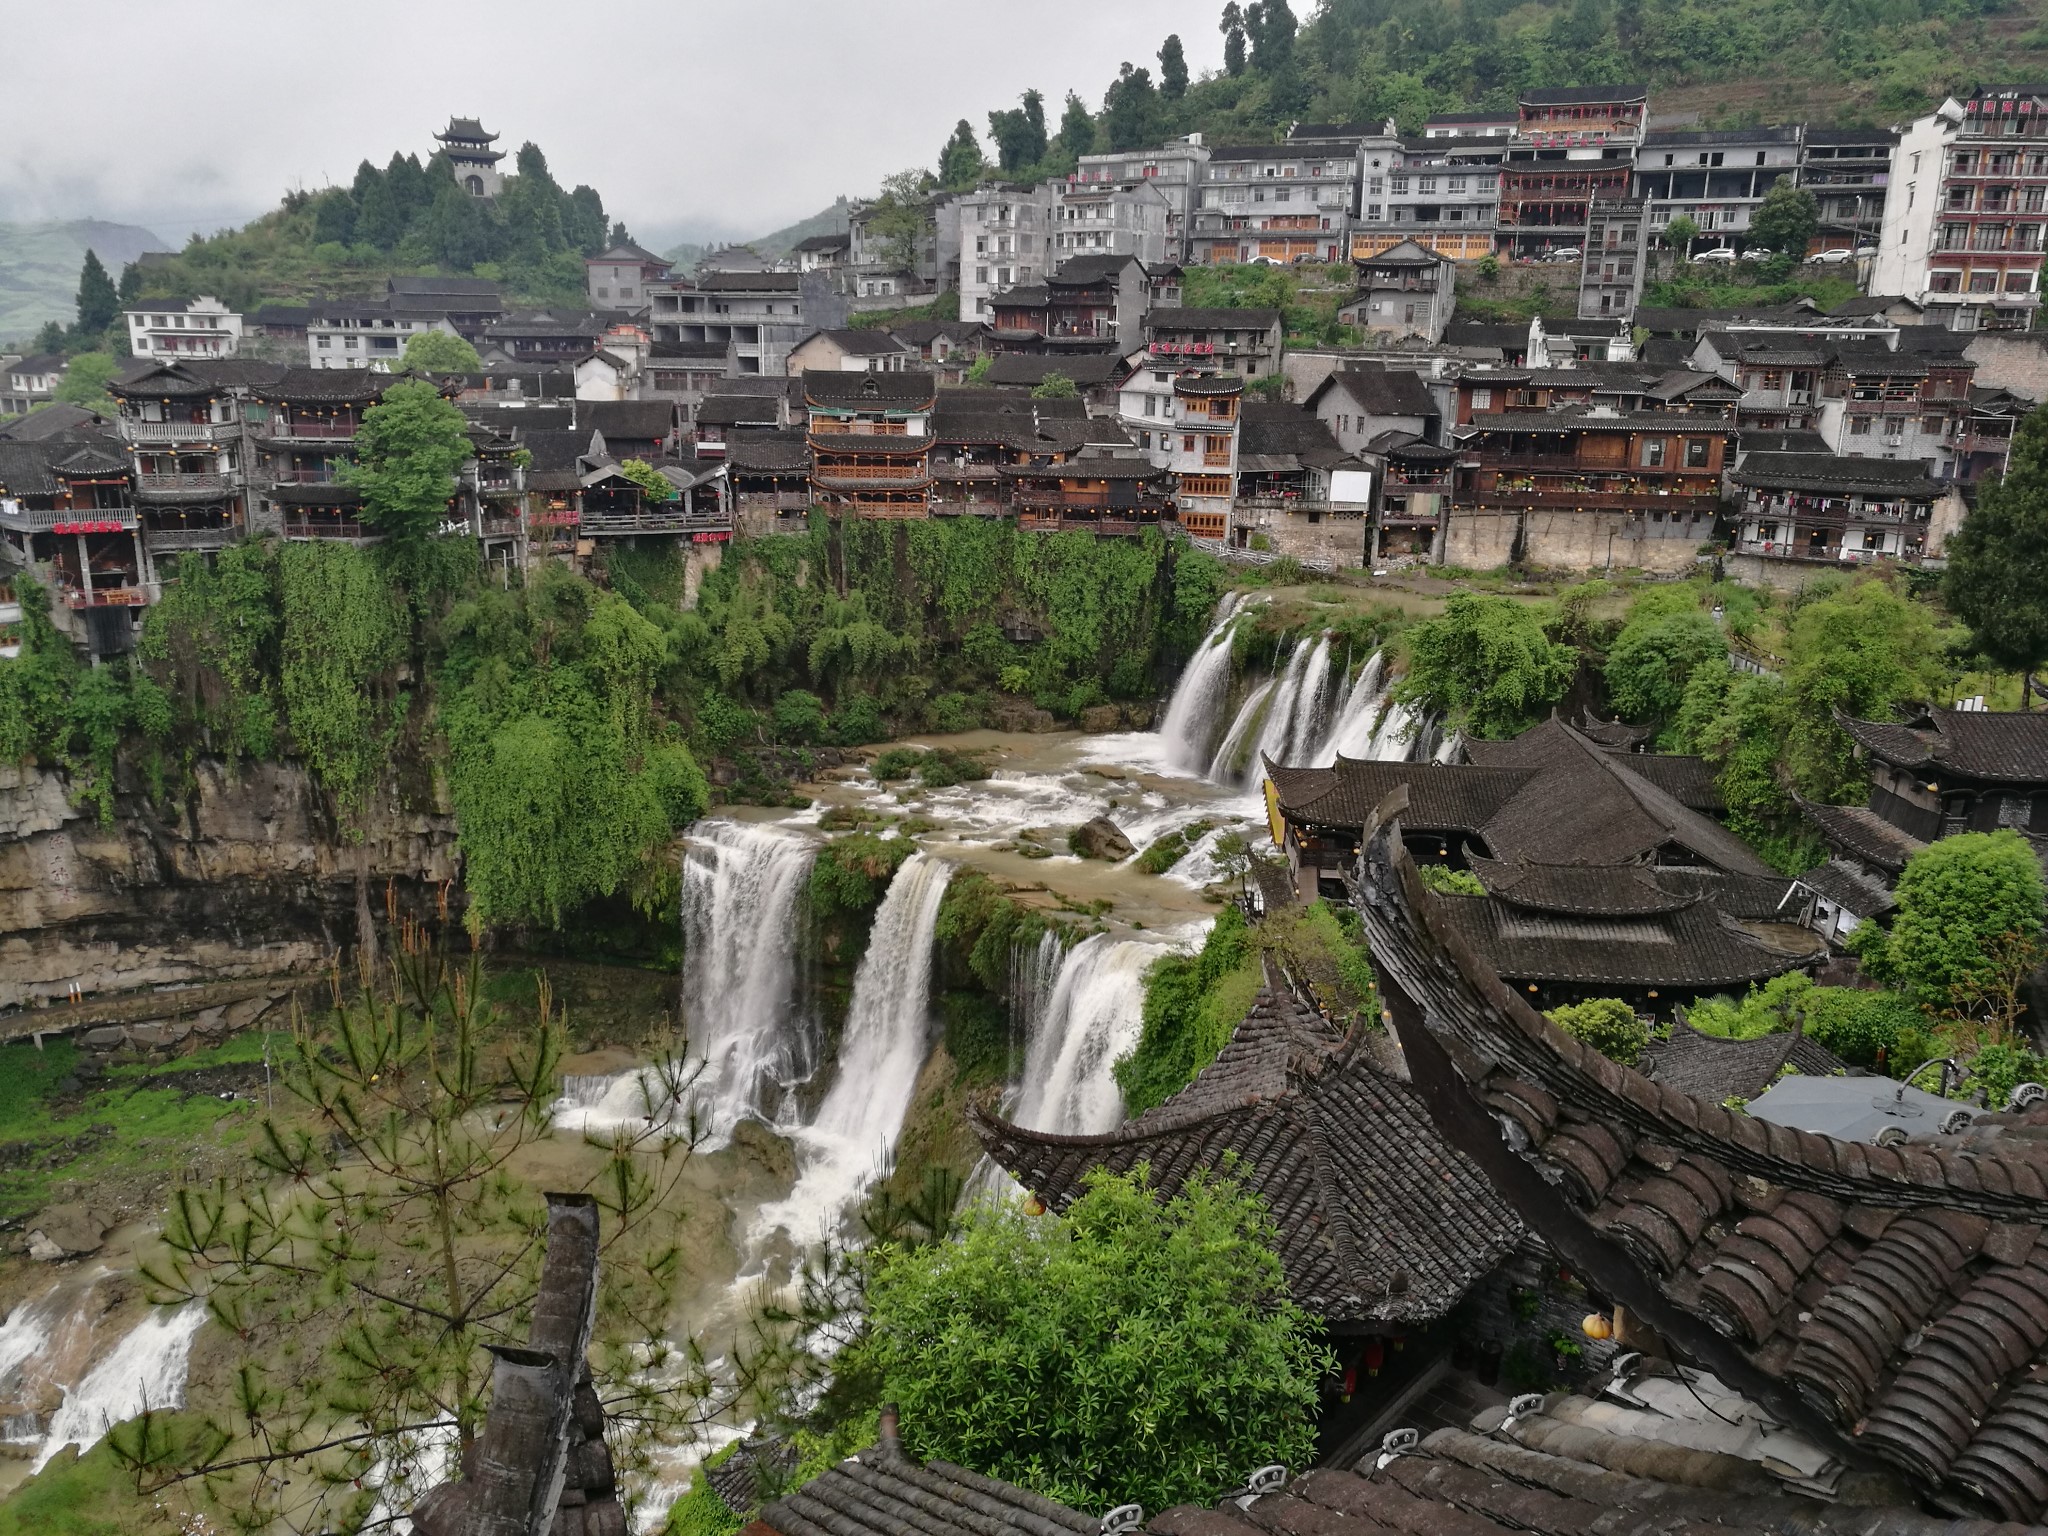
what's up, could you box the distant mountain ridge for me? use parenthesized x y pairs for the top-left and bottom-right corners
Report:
(665, 199), (850, 269)
(0, 219), (167, 343)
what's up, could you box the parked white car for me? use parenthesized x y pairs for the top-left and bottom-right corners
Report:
(1544, 246), (1582, 262)
(1692, 247), (1739, 263)
(1810, 247), (1857, 264)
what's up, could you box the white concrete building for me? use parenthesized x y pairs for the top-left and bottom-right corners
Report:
(125, 296), (243, 360)
(1874, 87), (2048, 331)
(1052, 178), (1173, 268)
(1072, 137), (1211, 259)
(958, 183), (1059, 321)
(306, 301), (462, 370)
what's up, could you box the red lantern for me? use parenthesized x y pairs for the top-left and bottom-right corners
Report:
(1362, 1338), (1385, 1378)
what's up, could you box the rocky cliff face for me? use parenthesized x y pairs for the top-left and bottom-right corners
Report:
(0, 760), (459, 1010)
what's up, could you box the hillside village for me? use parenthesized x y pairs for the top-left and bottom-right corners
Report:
(3, 84), (2047, 657)
(15, 20), (2048, 1536)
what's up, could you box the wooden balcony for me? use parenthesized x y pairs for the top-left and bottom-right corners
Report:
(0, 505), (137, 532)
(1469, 490), (1720, 513)
(136, 471), (230, 498)
(580, 507), (733, 536)
(120, 418), (229, 443)
(145, 525), (241, 549)
(264, 419), (359, 442)
(283, 518), (376, 541)
(1018, 513), (1152, 535)
(813, 466), (933, 490)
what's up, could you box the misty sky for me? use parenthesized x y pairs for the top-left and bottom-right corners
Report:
(1, 0), (1218, 249)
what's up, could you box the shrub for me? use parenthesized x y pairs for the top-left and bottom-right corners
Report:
(1544, 998), (1648, 1067)
(1417, 864), (1484, 895)
(772, 689), (828, 744)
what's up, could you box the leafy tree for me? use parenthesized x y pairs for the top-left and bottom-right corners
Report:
(833, 1166), (1331, 1512)
(564, 183), (610, 254)
(1104, 63), (1160, 152)
(52, 352), (118, 412)
(1245, 0), (1298, 72)
(1159, 34), (1191, 100)
(1604, 607), (1727, 726)
(1662, 214), (1700, 257)
(400, 328), (483, 374)
(988, 90), (1050, 173)
(772, 688), (829, 744)
(119, 930), (707, 1534)
(1221, 1), (1249, 76)
(311, 187), (357, 247)
(278, 542), (406, 811)
(609, 219), (635, 248)
(353, 169), (407, 250)
(1393, 594), (1576, 738)
(342, 380), (472, 543)
(1030, 372), (1079, 400)
(939, 120), (985, 190)
(75, 249), (119, 334)
(116, 258), (143, 305)
(419, 180), (491, 270)
(1055, 92), (1096, 162)
(965, 353), (994, 384)
(618, 458), (679, 503)
(1545, 998), (1648, 1067)
(1944, 402), (2048, 701)
(1749, 178), (1819, 261)
(1780, 578), (1950, 800)
(864, 169), (937, 273)
(1859, 831), (2047, 1013)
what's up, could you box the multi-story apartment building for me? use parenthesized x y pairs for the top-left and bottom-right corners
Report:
(1051, 178), (1172, 269)
(1800, 127), (1895, 253)
(1500, 85), (1649, 256)
(804, 369), (935, 518)
(1072, 138), (1212, 259)
(957, 183), (1059, 321)
(0, 436), (141, 653)
(988, 255), (1152, 355)
(648, 273), (808, 375)
(1817, 340), (1975, 475)
(1424, 110), (1516, 140)
(585, 242), (672, 309)
(107, 361), (254, 563)
(1189, 136), (1360, 265)
(1633, 126), (1804, 250)
(307, 300), (462, 370)
(1579, 201), (1650, 319)
(124, 296), (244, 361)
(1354, 134), (1504, 261)
(1875, 87), (2048, 330)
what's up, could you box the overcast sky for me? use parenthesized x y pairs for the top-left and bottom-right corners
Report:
(1, 0), (1217, 249)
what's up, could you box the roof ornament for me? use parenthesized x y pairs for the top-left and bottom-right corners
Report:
(1228, 1466), (1289, 1508)
(1500, 1392), (1546, 1432)
(2010, 1082), (2046, 1112)
(1373, 1428), (1419, 1470)
(1099, 1504), (1144, 1535)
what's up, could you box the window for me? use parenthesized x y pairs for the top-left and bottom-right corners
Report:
(1471, 387), (1492, 410)
(317, 336), (331, 349)
(596, 286), (609, 298)
(1641, 439), (1666, 467)
(975, 266), (988, 284)
(1390, 178), (1409, 194)
(1183, 435), (1196, 451)
(1684, 438), (1709, 467)
(1850, 415), (1873, 435)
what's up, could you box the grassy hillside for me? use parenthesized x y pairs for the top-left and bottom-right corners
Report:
(0, 220), (165, 344)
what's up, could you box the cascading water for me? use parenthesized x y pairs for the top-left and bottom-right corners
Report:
(1288, 636), (1335, 763)
(31, 1302), (207, 1472)
(1007, 930), (1066, 1092)
(1207, 676), (1276, 785)
(553, 821), (818, 1146)
(1010, 934), (1162, 1137)
(1315, 651), (1387, 763)
(1247, 633), (1332, 780)
(749, 852), (955, 1249)
(1156, 593), (1250, 772)
(679, 822), (820, 1137)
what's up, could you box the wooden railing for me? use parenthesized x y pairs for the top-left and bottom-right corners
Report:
(283, 519), (374, 540)
(813, 464), (931, 484)
(145, 526), (239, 548)
(121, 418), (229, 442)
(136, 471), (230, 495)
(266, 419), (359, 440)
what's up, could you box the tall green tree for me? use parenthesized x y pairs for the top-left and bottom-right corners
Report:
(75, 249), (119, 334)
(353, 170), (407, 250)
(939, 120), (986, 189)
(1393, 593), (1577, 738)
(1245, 0), (1297, 71)
(832, 1167), (1331, 1513)
(52, 352), (119, 412)
(1780, 578), (1951, 800)
(1749, 178), (1819, 261)
(1055, 92), (1096, 162)
(989, 90), (1050, 173)
(342, 380), (472, 543)
(1103, 63), (1160, 152)
(1220, 2), (1248, 76)
(1663, 213), (1700, 257)
(1944, 403), (2048, 703)
(1159, 34), (1191, 99)
(1604, 607), (1727, 727)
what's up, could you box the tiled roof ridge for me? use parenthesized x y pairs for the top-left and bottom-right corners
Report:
(1561, 722), (1775, 878)
(1359, 787), (2048, 1218)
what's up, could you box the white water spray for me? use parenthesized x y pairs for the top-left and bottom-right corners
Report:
(1157, 593), (1250, 772)
(1207, 676), (1276, 785)
(1315, 651), (1387, 763)
(750, 852), (955, 1249)
(32, 1303), (207, 1472)
(1248, 633), (1332, 778)
(1010, 934), (1161, 1137)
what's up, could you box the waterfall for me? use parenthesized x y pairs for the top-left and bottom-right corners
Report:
(0, 1289), (60, 1386)
(552, 821), (817, 1147)
(750, 852), (955, 1248)
(1315, 651), (1387, 764)
(1365, 699), (1420, 760)
(1287, 635), (1335, 763)
(1010, 935), (1160, 1137)
(1156, 592), (1249, 772)
(1207, 677), (1275, 785)
(32, 1302), (207, 1472)
(1007, 930), (1066, 1091)
(679, 821), (820, 1137)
